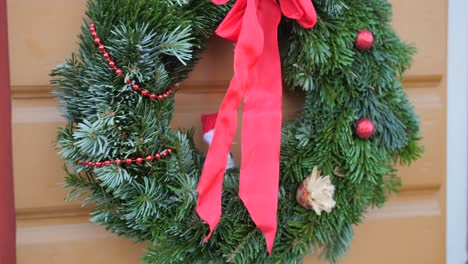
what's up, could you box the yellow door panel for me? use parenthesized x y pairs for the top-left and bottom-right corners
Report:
(9, 0), (446, 262)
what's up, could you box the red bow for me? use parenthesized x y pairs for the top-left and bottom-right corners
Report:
(196, 0), (316, 254)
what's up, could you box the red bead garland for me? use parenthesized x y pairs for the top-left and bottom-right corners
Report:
(79, 148), (173, 168)
(88, 22), (176, 100)
(85, 23), (175, 169)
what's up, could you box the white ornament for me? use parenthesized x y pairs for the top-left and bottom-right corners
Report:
(296, 166), (336, 215)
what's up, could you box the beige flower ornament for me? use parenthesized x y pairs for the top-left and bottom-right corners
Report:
(296, 166), (336, 215)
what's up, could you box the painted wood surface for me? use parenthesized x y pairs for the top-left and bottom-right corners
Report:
(8, 0), (446, 263)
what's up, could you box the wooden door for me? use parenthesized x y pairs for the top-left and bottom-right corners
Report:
(9, 0), (446, 263)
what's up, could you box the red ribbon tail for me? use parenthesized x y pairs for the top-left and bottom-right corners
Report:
(197, 0), (317, 255)
(196, 78), (243, 241)
(197, 0), (262, 242)
(238, 0), (282, 255)
(202, 228), (214, 242)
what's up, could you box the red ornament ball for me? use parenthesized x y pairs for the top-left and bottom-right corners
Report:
(94, 38), (101, 44)
(141, 90), (149, 96)
(355, 30), (374, 51)
(108, 61), (116, 68)
(115, 69), (122, 75)
(355, 118), (375, 139)
(125, 158), (133, 165)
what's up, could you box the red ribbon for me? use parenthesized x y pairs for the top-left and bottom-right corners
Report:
(196, 0), (316, 254)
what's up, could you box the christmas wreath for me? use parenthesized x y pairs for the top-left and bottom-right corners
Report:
(52, 0), (423, 263)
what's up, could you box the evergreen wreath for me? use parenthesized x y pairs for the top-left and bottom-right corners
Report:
(51, 0), (423, 263)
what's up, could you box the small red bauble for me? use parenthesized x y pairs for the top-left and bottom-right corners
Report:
(167, 148), (172, 153)
(145, 155), (153, 162)
(125, 158), (133, 165)
(126, 79), (132, 84)
(136, 158), (143, 164)
(94, 38), (101, 44)
(103, 52), (110, 60)
(355, 118), (375, 139)
(87, 161), (94, 168)
(91, 31), (97, 37)
(98, 45), (105, 52)
(150, 94), (157, 100)
(104, 160), (112, 166)
(108, 61), (116, 68)
(90, 23), (95, 28)
(115, 69), (122, 75)
(355, 30), (374, 51)
(162, 152), (168, 157)
(114, 159), (122, 165)
(158, 95), (163, 100)
(95, 161), (103, 168)
(141, 90), (149, 96)
(155, 153), (161, 159)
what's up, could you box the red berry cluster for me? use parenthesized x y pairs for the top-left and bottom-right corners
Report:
(89, 23), (176, 100)
(79, 148), (173, 168)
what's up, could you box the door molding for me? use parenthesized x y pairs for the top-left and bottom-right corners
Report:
(0, 0), (16, 263)
(447, 0), (468, 262)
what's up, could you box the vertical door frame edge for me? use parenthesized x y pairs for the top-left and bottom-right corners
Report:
(447, 0), (468, 263)
(0, 0), (15, 263)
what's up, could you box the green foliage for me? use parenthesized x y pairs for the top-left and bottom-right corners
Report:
(51, 0), (422, 263)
